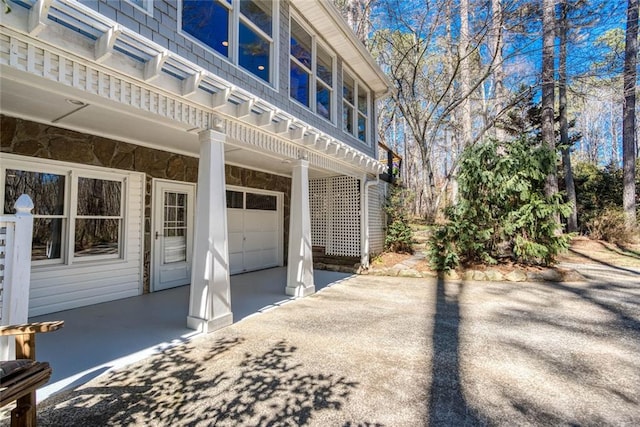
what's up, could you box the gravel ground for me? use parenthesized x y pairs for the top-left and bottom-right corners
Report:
(19, 272), (640, 426)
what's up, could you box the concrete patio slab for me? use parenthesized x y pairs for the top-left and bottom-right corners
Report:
(22, 268), (352, 403)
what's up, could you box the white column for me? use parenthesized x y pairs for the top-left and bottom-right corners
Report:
(187, 129), (233, 332)
(286, 159), (315, 297)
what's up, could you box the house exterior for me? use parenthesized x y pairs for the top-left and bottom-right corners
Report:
(0, 0), (391, 332)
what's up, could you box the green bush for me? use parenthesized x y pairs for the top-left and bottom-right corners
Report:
(428, 137), (571, 271)
(384, 185), (414, 253)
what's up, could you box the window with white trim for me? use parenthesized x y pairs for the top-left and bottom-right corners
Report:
(290, 17), (335, 122)
(343, 71), (370, 143)
(181, 0), (275, 84)
(126, 0), (153, 15)
(2, 161), (128, 265)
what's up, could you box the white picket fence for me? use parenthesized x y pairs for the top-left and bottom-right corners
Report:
(0, 194), (34, 360)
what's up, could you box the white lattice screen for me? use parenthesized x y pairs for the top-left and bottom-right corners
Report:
(368, 182), (387, 254)
(309, 176), (361, 257)
(309, 179), (328, 247)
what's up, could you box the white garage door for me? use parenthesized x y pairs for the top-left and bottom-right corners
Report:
(227, 188), (282, 275)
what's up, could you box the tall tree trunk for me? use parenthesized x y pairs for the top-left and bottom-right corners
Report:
(460, 0), (473, 147)
(623, 0), (638, 229)
(542, 0), (559, 204)
(559, 0), (578, 232)
(491, 0), (506, 141)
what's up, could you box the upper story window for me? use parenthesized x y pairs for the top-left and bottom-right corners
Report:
(290, 17), (334, 122)
(126, 0), (153, 15)
(181, 0), (275, 84)
(343, 71), (369, 143)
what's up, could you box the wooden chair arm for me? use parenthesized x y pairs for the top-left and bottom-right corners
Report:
(0, 321), (64, 336)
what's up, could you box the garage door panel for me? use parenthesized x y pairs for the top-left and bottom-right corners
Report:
(228, 232), (244, 252)
(227, 210), (244, 232)
(244, 211), (277, 232)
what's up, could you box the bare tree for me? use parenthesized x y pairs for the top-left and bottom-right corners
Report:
(623, 0), (638, 229)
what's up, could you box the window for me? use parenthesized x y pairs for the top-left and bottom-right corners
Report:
(3, 161), (129, 265)
(126, 0), (153, 15)
(246, 193), (277, 210)
(226, 190), (244, 208)
(290, 17), (334, 121)
(181, 0), (275, 84)
(343, 71), (369, 143)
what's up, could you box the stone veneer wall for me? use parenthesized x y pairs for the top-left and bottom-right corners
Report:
(1, 115), (291, 293)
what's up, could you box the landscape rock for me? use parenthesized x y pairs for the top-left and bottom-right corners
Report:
(484, 269), (504, 281)
(398, 269), (422, 278)
(505, 269), (528, 282)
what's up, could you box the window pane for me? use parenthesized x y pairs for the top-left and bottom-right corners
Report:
(358, 113), (367, 142)
(4, 169), (65, 215)
(343, 73), (354, 104)
(290, 61), (310, 106)
(75, 219), (120, 257)
(77, 178), (121, 216)
(226, 190), (243, 208)
(32, 218), (63, 261)
(317, 82), (331, 120)
(291, 19), (311, 69)
(358, 84), (368, 114)
(343, 103), (353, 133)
(317, 45), (333, 86)
(246, 193), (277, 210)
(239, 21), (270, 82)
(182, 0), (230, 58)
(240, 0), (272, 36)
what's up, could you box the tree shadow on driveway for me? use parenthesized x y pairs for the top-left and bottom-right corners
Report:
(428, 275), (484, 426)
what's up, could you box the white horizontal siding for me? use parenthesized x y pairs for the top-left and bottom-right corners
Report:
(28, 172), (144, 317)
(368, 182), (386, 255)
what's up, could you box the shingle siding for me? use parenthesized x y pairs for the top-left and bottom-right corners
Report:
(84, 0), (377, 158)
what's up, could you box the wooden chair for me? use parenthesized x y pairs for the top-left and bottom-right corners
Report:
(1, 321), (64, 427)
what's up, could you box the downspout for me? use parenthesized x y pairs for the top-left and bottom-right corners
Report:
(360, 175), (380, 269)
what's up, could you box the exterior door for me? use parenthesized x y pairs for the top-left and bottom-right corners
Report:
(152, 180), (195, 291)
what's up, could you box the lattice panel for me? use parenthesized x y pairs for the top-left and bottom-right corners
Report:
(326, 176), (361, 257)
(368, 182), (387, 255)
(309, 179), (328, 247)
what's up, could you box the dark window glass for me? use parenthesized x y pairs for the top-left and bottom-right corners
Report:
(77, 178), (121, 216)
(317, 45), (333, 86)
(4, 169), (65, 215)
(246, 193), (277, 210)
(226, 190), (243, 208)
(182, 0), (230, 58)
(75, 219), (120, 257)
(343, 73), (354, 104)
(239, 21), (270, 82)
(290, 61), (310, 106)
(240, 0), (272, 36)
(358, 114), (367, 142)
(358, 84), (368, 114)
(290, 19), (311, 68)
(317, 83), (331, 120)
(343, 103), (353, 133)
(32, 218), (63, 261)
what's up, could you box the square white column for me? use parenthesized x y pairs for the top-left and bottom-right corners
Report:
(187, 129), (233, 332)
(286, 159), (315, 297)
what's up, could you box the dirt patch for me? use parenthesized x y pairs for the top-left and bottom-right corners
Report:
(370, 236), (640, 275)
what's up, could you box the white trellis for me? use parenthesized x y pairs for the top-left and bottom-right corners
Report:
(0, 194), (34, 360)
(309, 176), (361, 257)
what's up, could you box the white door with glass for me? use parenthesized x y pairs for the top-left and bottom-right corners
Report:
(152, 180), (195, 291)
(226, 187), (282, 275)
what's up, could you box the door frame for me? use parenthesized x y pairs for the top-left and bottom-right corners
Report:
(226, 184), (285, 274)
(150, 178), (196, 292)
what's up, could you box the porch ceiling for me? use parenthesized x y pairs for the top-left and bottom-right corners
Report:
(0, 76), (335, 179)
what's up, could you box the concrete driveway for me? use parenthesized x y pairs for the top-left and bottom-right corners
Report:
(31, 271), (640, 426)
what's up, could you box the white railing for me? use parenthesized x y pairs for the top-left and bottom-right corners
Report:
(0, 194), (34, 360)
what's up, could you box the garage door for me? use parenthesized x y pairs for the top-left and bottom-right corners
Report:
(226, 188), (282, 275)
